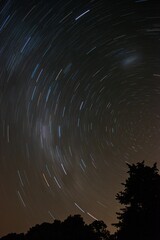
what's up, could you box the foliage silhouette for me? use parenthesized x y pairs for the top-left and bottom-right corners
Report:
(0, 233), (24, 240)
(113, 161), (160, 240)
(1, 162), (160, 240)
(1, 215), (111, 240)
(89, 220), (111, 240)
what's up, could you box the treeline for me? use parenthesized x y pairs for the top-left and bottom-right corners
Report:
(1, 215), (112, 240)
(1, 161), (160, 240)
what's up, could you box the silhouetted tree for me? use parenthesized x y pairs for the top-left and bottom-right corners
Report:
(89, 220), (111, 240)
(113, 161), (160, 240)
(26, 222), (53, 240)
(62, 215), (86, 240)
(1, 233), (24, 240)
(3, 214), (110, 240)
(25, 220), (63, 240)
(50, 219), (62, 240)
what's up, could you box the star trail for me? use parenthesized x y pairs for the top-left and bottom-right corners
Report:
(0, 0), (160, 237)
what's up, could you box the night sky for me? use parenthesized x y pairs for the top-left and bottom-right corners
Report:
(1, 0), (160, 237)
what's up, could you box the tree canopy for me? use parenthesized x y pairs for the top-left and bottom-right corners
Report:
(1, 215), (111, 240)
(1, 161), (160, 240)
(113, 161), (160, 240)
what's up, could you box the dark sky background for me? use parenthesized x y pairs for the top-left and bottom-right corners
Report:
(0, 0), (160, 237)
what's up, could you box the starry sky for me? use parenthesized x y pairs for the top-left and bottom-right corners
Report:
(0, 0), (160, 237)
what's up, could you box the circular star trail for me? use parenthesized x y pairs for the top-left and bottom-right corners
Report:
(0, 0), (160, 237)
